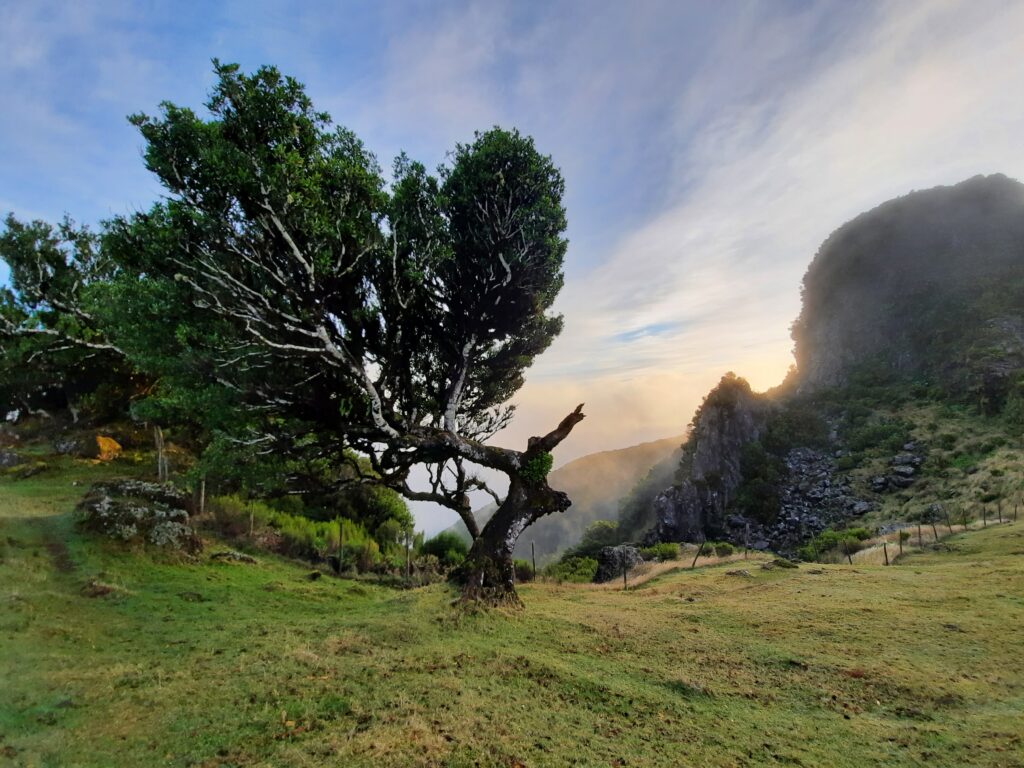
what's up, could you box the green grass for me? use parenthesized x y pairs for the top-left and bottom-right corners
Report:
(2, 463), (1024, 767)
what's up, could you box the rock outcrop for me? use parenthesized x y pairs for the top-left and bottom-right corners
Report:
(77, 480), (201, 553)
(727, 448), (872, 555)
(793, 174), (1024, 395)
(593, 545), (644, 583)
(649, 374), (769, 542)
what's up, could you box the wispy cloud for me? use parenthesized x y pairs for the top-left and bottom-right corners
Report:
(3, 0), (1023, 532)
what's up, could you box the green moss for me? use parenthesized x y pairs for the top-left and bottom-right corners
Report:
(521, 451), (554, 484)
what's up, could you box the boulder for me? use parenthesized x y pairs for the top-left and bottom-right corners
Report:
(593, 545), (644, 583)
(76, 480), (200, 553)
(0, 450), (22, 468)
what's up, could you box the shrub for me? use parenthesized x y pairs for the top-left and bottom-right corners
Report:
(513, 559), (535, 582)
(544, 556), (598, 583)
(566, 520), (621, 558)
(797, 527), (872, 561)
(420, 531), (469, 567)
(713, 541), (735, 557)
(640, 542), (680, 562)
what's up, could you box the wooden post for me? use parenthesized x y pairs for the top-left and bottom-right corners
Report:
(744, 523), (750, 560)
(997, 502), (1003, 524)
(845, 541), (853, 565)
(883, 541), (889, 566)
(983, 506), (987, 528)
(153, 426), (168, 482)
(898, 531), (903, 556)
(531, 541), (537, 580)
(199, 476), (206, 516)
(622, 558), (628, 590)
(691, 538), (705, 569)
(930, 520), (939, 542)
(944, 509), (953, 534)
(339, 525), (345, 572)
(918, 523), (923, 548)
(405, 534), (411, 581)
(248, 500), (254, 537)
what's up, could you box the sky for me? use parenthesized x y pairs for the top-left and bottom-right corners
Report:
(3, 0), (1024, 533)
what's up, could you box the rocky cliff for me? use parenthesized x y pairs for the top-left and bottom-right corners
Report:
(636, 174), (1024, 554)
(649, 374), (768, 542)
(793, 174), (1024, 397)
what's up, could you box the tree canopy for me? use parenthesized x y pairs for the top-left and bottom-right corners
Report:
(1, 61), (585, 603)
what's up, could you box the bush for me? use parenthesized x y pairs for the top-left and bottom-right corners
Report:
(712, 541), (735, 557)
(513, 559), (535, 582)
(639, 542), (680, 562)
(543, 556), (598, 583)
(797, 527), (872, 561)
(420, 532), (470, 568)
(566, 520), (621, 558)
(207, 494), (384, 569)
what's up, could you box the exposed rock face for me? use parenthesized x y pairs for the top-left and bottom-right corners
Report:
(650, 374), (769, 542)
(728, 448), (872, 556)
(0, 450), (22, 468)
(593, 545), (643, 583)
(793, 174), (1024, 393)
(77, 480), (201, 553)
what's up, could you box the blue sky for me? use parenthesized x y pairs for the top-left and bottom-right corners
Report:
(4, 0), (1024, 532)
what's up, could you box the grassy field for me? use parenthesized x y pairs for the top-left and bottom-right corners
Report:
(2, 462), (1024, 767)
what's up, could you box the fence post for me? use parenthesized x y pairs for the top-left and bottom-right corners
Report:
(997, 502), (1003, 524)
(898, 531), (903, 556)
(744, 523), (749, 560)
(983, 507), (987, 528)
(944, 509), (953, 534)
(918, 523), (923, 548)
(845, 541), (853, 565)
(691, 538), (705, 569)
(622, 558), (628, 590)
(531, 541), (537, 580)
(883, 541), (889, 566)
(930, 519), (939, 542)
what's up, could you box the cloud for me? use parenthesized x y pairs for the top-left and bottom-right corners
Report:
(503, 0), (1024, 460)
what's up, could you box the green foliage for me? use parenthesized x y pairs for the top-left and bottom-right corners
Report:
(732, 442), (783, 523)
(208, 494), (393, 571)
(521, 452), (554, 484)
(763, 403), (830, 454)
(844, 417), (913, 454)
(565, 520), (621, 558)
(712, 541), (735, 557)
(513, 559), (535, 582)
(543, 556), (598, 583)
(420, 532), (469, 568)
(797, 527), (872, 561)
(640, 542), (680, 562)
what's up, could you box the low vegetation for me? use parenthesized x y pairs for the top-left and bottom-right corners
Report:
(3, 466), (1023, 766)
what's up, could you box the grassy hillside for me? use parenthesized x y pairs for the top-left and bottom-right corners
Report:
(2, 463), (1023, 766)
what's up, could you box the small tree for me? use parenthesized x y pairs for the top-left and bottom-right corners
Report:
(108, 62), (584, 604)
(0, 216), (133, 419)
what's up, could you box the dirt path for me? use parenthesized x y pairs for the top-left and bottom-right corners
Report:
(44, 533), (76, 574)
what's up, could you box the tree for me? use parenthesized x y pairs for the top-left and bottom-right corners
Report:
(0, 215), (134, 420)
(108, 61), (584, 603)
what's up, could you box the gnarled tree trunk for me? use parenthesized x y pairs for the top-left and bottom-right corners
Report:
(459, 405), (585, 605)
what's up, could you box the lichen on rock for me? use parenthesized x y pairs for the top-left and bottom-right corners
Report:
(76, 479), (201, 553)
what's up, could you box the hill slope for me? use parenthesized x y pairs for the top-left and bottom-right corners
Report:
(2, 464), (1022, 766)
(447, 435), (683, 561)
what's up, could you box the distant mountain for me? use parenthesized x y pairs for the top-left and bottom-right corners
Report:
(447, 435), (684, 562)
